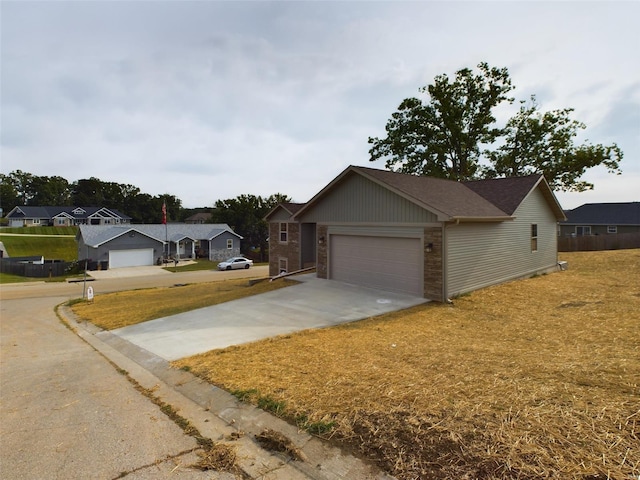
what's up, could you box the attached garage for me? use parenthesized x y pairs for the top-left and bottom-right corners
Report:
(108, 248), (154, 269)
(268, 165), (566, 302)
(329, 234), (423, 296)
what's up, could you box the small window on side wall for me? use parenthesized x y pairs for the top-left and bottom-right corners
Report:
(531, 224), (538, 252)
(227, 239), (233, 249)
(607, 226), (617, 234)
(279, 223), (288, 243)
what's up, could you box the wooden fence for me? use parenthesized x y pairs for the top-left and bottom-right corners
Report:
(0, 259), (69, 278)
(558, 232), (640, 252)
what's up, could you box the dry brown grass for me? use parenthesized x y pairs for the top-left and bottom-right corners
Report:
(174, 250), (640, 480)
(71, 278), (294, 330)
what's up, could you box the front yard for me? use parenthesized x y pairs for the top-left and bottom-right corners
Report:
(173, 250), (640, 480)
(68, 250), (639, 479)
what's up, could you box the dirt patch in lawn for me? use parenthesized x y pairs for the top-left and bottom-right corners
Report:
(174, 250), (640, 480)
(71, 278), (295, 330)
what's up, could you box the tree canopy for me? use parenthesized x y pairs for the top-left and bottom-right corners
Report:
(211, 193), (290, 260)
(369, 63), (623, 191)
(0, 171), (181, 223)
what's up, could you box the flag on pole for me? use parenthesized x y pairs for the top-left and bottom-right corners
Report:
(162, 201), (167, 224)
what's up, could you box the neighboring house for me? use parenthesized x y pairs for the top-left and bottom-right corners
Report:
(266, 165), (566, 302)
(6, 206), (131, 227)
(559, 202), (640, 236)
(77, 223), (242, 269)
(185, 212), (212, 224)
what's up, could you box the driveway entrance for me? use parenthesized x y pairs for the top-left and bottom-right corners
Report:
(107, 275), (428, 361)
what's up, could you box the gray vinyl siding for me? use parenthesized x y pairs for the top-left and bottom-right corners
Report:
(209, 232), (241, 261)
(79, 233), (163, 263)
(269, 208), (294, 222)
(446, 187), (558, 297)
(298, 174), (439, 224)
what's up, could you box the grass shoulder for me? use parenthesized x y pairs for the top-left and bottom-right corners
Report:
(71, 278), (295, 330)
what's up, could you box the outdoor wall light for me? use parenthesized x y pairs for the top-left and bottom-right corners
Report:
(426, 243), (434, 253)
(319, 235), (325, 245)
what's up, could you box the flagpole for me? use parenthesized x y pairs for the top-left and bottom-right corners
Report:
(162, 198), (168, 261)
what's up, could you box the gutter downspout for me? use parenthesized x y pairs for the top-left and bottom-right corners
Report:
(442, 223), (448, 303)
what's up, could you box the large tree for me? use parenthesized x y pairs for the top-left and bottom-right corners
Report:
(369, 62), (514, 181)
(369, 63), (623, 190)
(485, 96), (622, 191)
(29, 176), (71, 205)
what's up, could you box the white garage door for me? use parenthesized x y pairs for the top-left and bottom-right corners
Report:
(109, 248), (154, 269)
(330, 235), (423, 296)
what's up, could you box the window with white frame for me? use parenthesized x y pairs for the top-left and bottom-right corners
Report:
(576, 226), (591, 236)
(531, 224), (538, 252)
(607, 226), (617, 234)
(279, 222), (288, 243)
(227, 239), (233, 249)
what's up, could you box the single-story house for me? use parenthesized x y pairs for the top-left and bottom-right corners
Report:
(266, 165), (566, 302)
(559, 202), (640, 236)
(6, 206), (131, 227)
(77, 223), (242, 268)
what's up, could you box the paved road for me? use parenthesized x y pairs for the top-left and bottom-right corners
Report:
(0, 267), (264, 480)
(0, 294), (233, 479)
(0, 265), (269, 301)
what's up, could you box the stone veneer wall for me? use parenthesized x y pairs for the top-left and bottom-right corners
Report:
(268, 222), (300, 277)
(423, 227), (443, 302)
(316, 224), (328, 279)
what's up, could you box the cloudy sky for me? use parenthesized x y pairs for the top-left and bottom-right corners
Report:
(2, 1), (638, 209)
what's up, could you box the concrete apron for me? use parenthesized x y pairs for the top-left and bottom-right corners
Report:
(106, 275), (429, 361)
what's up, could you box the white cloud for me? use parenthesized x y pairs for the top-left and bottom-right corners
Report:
(1, 1), (638, 209)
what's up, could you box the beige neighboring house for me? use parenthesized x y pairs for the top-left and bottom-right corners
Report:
(266, 165), (566, 302)
(185, 212), (213, 224)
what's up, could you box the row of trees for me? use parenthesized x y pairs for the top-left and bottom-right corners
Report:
(369, 62), (623, 191)
(0, 170), (289, 259)
(1, 171), (182, 224)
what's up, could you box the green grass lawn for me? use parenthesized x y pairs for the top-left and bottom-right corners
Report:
(0, 226), (77, 235)
(0, 234), (77, 261)
(0, 227), (79, 283)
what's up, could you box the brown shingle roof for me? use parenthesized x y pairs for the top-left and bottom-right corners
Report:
(291, 165), (565, 223)
(353, 166), (510, 219)
(463, 175), (542, 215)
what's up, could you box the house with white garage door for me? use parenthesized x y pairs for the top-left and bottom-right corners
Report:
(77, 224), (242, 269)
(266, 165), (566, 302)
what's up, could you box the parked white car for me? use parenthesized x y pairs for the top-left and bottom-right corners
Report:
(217, 256), (253, 270)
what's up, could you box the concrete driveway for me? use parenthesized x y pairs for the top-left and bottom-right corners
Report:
(107, 275), (428, 361)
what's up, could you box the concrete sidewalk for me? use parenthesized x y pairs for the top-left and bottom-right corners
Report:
(108, 275), (429, 361)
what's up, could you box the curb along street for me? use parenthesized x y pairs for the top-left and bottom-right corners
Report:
(59, 305), (395, 480)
